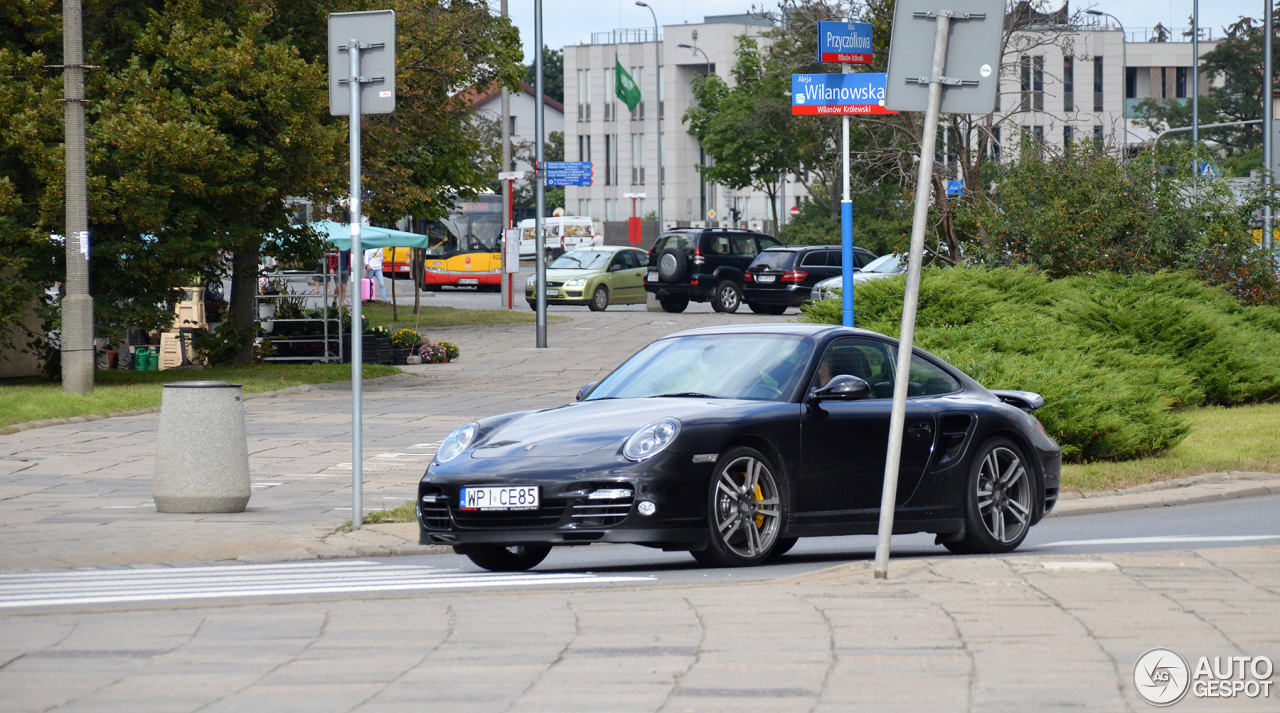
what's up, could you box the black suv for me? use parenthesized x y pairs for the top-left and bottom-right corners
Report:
(742, 245), (878, 314)
(644, 229), (782, 313)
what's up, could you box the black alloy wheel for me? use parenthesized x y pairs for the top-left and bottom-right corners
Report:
(461, 544), (552, 572)
(945, 437), (1035, 555)
(711, 281), (742, 313)
(659, 295), (689, 313)
(692, 447), (785, 567)
(588, 285), (610, 311)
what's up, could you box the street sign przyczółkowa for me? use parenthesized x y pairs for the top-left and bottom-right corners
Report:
(817, 21), (873, 63)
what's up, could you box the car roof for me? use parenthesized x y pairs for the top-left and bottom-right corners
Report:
(664, 323), (889, 340)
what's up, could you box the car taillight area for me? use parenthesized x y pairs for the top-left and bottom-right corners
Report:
(781, 270), (808, 283)
(693, 248), (706, 266)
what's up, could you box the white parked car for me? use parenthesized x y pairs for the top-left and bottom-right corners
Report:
(813, 253), (907, 301)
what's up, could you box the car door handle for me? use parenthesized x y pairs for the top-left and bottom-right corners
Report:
(907, 422), (932, 439)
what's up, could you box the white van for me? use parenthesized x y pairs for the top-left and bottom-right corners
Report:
(518, 216), (598, 259)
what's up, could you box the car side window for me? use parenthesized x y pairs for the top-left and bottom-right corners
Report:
(622, 251), (641, 269)
(812, 338), (895, 396)
(758, 236), (782, 249)
(827, 250), (842, 267)
(610, 253), (628, 270)
(731, 234), (759, 257)
(708, 235), (732, 255)
(902, 353), (961, 397)
(800, 251), (827, 267)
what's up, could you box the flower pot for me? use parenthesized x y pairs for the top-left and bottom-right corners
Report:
(392, 348), (413, 365)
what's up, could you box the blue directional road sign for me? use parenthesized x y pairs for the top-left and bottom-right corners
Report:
(543, 161), (593, 186)
(791, 73), (896, 115)
(817, 21), (873, 64)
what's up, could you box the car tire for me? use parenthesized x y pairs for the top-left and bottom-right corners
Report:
(657, 248), (688, 283)
(691, 446), (786, 567)
(768, 537), (798, 560)
(944, 437), (1035, 555)
(526, 301), (537, 311)
(748, 303), (787, 315)
(588, 285), (610, 311)
(461, 544), (552, 572)
(711, 281), (742, 313)
(659, 295), (689, 313)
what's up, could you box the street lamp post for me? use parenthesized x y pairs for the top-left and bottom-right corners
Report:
(637, 1), (663, 230)
(1086, 9), (1127, 159)
(676, 43), (711, 77)
(677, 43), (712, 225)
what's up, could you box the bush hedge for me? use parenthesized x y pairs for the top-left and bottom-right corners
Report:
(801, 268), (1280, 462)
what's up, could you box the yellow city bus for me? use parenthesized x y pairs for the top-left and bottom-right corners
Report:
(384, 195), (504, 290)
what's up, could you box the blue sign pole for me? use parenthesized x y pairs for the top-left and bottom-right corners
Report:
(841, 63), (853, 328)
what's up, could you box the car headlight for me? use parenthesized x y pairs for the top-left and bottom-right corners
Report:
(623, 419), (680, 461)
(525, 276), (536, 286)
(435, 423), (478, 464)
(564, 278), (586, 288)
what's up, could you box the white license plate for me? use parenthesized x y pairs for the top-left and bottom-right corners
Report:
(458, 278), (478, 285)
(459, 486), (539, 511)
(647, 272), (658, 282)
(756, 274), (776, 283)
(545, 289), (559, 296)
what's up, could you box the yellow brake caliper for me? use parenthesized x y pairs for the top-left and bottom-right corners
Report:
(753, 483), (765, 528)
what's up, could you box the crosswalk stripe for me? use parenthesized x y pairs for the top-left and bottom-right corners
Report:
(0, 561), (651, 609)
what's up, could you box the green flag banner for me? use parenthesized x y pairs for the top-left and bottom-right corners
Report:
(615, 58), (642, 112)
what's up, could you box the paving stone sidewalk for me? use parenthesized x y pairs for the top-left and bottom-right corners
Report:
(1, 545), (1277, 712)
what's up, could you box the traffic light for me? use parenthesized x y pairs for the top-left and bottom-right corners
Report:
(730, 207), (742, 224)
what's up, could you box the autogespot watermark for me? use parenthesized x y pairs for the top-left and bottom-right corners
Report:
(1133, 648), (1274, 706)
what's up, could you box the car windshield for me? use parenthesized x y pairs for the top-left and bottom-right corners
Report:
(587, 334), (815, 402)
(751, 251), (796, 270)
(551, 250), (611, 270)
(862, 253), (905, 274)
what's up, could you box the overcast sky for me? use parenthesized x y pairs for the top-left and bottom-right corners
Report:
(496, 1), (1256, 63)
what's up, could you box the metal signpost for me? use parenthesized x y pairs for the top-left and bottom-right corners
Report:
(328, 9), (395, 530)
(817, 21), (874, 64)
(534, 0), (547, 349)
(792, 70), (894, 328)
(876, 0), (1003, 579)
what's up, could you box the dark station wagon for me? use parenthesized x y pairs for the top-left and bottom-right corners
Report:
(743, 245), (878, 314)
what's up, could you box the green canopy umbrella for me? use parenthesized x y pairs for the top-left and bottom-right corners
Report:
(311, 221), (431, 250)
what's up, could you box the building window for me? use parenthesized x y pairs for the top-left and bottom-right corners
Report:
(1063, 55), (1074, 112)
(658, 66), (665, 119)
(1093, 124), (1104, 150)
(604, 68), (614, 121)
(1019, 55), (1031, 111)
(1063, 125), (1073, 148)
(578, 135), (584, 162)
(1032, 125), (1044, 145)
(1176, 67), (1188, 99)
(1093, 57), (1104, 112)
(630, 66), (644, 121)
(658, 133), (664, 184)
(632, 133), (645, 185)
(990, 127), (1001, 159)
(1126, 67), (1138, 100)
(604, 135), (612, 186)
(1032, 56), (1044, 111)
(585, 135), (591, 162)
(577, 69), (590, 121)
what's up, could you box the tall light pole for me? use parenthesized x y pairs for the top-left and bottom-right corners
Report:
(677, 43), (710, 77)
(637, 1), (663, 230)
(62, 0), (94, 393)
(1192, 0), (1200, 146)
(678, 43), (711, 224)
(534, 0), (547, 348)
(1265, 0), (1274, 250)
(1086, 10), (1127, 159)
(501, 0), (512, 305)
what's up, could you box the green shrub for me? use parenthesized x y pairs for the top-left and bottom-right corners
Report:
(802, 268), (1280, 461)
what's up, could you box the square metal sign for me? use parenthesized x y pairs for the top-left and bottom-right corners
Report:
(791, 73), (896, 115)
(883, 0), (1004, 115)
(328, 10), (396, 116)
(817, 21), (874, 64)
(543, 161), (593, 186)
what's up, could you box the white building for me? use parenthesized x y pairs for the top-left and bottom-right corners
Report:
(562, 14), (809, 230)
(472, 81), (565, 175)
(989, 19), (1220, 155)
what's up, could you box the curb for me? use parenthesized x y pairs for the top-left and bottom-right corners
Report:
(1049, 472), (1280, 518)
(0, 372), (417, 436)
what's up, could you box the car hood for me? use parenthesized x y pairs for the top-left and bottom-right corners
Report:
(470, 397), (737, 459)
(545, 268), (604, 282)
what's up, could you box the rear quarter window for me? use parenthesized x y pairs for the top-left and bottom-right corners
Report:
(653, 234), (694, 254)
(752, 250), (796, 270)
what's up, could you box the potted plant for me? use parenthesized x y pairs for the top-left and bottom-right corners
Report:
(438, 341), (460, 362)
(390, 329), (423, 364)
(369, 325), (393, 365)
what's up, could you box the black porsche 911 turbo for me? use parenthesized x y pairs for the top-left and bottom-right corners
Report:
(418, 324), (1062, 572)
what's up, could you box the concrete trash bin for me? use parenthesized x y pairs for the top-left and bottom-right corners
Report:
(153, 381), (251, 513)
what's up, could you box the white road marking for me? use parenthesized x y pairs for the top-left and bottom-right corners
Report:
(0, 560), (652, 608)
(1038, 535), (1280, 548)
(1040, 561), (1118, 571)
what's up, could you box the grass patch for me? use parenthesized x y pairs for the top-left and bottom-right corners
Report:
(803, 268), (1280, 462)
(359, 302), (562, 331)
(1063, 402), (1280, 492)
(0, 363), (400, 428)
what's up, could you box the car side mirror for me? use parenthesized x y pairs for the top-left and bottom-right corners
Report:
(808, 374), (871, 402)
(576, 381), (599, 401)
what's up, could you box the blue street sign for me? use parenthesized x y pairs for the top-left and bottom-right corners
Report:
(791, 73), (896, 115)
(817, 21), (873, 64)
(1199, 161), (1218, 178)
(945, 180), (964, 195)
(543, 161), (593, 186)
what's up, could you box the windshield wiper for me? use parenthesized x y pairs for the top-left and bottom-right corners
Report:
(653, 392), (718, 399)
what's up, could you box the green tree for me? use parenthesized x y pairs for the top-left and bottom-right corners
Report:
(1135, 14), (1278, 176)
(684, 35), (801, 226)
(523, 45), (562, 103)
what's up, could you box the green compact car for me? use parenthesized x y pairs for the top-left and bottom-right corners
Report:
(525, 246), (649, 311)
